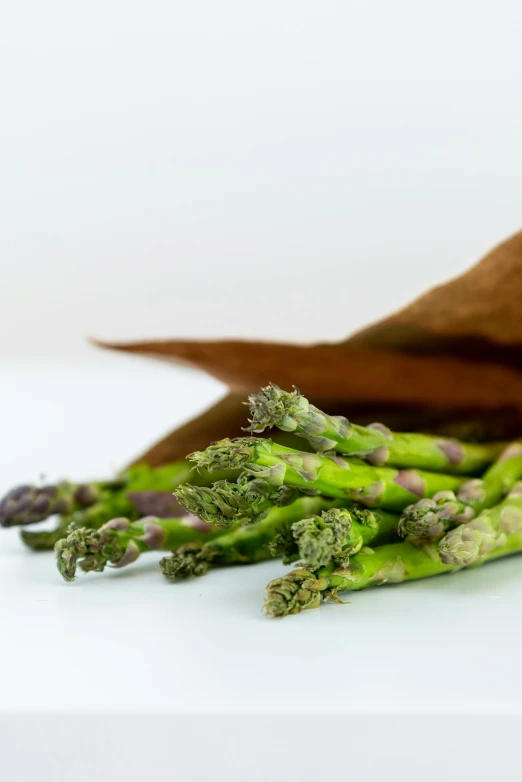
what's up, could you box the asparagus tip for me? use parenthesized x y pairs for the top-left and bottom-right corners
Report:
(398, 492), (468, 541)
(160, 543), (210, 579)
(175, 481), (252, 528)
(188, 438), (259, 472)
(438, 516), (501, 566)
(292, 508), (353, 569)
(55, 528), (82, 582)
(246, 383), (304, 434)
(0, 479), (100, 529)
(54, 523), (129, 582)
(264, 569), (322, 618)
(0, 483), (70, 528)
(176, 478), (288, 528)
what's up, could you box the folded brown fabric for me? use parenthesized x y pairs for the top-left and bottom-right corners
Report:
(97, 228), (522, 465)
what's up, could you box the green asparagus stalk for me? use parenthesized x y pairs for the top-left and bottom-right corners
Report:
(399, 442), (522, 541)
(247, 384), (504, 473)
(189, 438), (468, 513)
(438, 483), (522, 566)
(55, 514), (219, 582)
(0, 460), (239, 529)
(285, 506), (399, 569)
(21, 519), (73, 551)
(160, 494), (349, 579)
(265, 528), (522, 618)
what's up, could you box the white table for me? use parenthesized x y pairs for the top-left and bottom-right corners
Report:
(1, 360), (522, 781)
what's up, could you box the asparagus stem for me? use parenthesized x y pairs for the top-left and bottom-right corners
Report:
(289, 506), (399, 569)
(160, 494), (348, 579)
(175, 478), (300, 529)
(265, 527), (522, 617)
(55, 515), (218, 582)
(247, 384), (504, 473)
(120, 462), (240, 492)
(189, 438), (468, 513)
(438, 483), (522, 566)
(399, 442), (522, 540)
(21, 519), (73, 551)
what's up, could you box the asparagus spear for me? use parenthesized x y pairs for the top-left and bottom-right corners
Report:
(438, 484), (522, 566)
(282, 506), (399, 569)
(55, 514), (218, 582)
(189, 438), (468, 512)
(247, 384), (504, 473)
(265, 528), (522, 618)
(399, 442), (522, 540)
(175, 478), (300, 529)
(0, 460), (239, 528)
(160, 494), (348, 579)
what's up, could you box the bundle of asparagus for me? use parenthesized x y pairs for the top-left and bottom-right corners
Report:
(3, 383), (522, 620)
(179, 384), (522, 617)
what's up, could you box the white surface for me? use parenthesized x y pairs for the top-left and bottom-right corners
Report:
(1, 361), (522, 780)
(1, 1), (522, 359)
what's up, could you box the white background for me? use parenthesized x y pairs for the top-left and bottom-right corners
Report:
(2, 3), (522, 780)
(2, 0), (522, 360)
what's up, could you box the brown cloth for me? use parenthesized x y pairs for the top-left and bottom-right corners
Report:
(98, 229), (522, 465)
